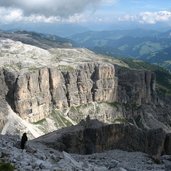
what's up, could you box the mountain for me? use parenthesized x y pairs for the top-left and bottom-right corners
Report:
(69, 29), (161, 41)
(0, 31), (171, 138)
(0, 30), (75, 49)
(1, 23), (89, 37)
(140, 46), (171, 69)
(69, 29), (171, 71)
(0, 31), (171, 170)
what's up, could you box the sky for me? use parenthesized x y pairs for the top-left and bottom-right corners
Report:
(0, 0), (171, 32)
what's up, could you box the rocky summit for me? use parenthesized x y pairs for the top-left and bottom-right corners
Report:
(0, 31), (171, 170)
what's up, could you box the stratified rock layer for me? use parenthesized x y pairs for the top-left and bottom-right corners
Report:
(2, 62), (155, 123)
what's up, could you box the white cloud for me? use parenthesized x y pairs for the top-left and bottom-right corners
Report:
(118, 11), (171, 24)
(0, 7), (23, 23)
(3, 1), (170, 26)
(118, 14), (137, 22)
(0, 0), (102, 17)
(139, 11), (171, 24)
(0, 7), (90, 24)
(0, 0), (107, 24)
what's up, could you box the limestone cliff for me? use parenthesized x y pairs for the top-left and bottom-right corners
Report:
(0, 38), (170, 137)
(2, 62), (155, 124)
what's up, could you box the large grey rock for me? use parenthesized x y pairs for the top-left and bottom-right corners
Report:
(34, 121), (166, 159)
(164, 133), (171, 155)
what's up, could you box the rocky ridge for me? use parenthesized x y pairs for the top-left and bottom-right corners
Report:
(0, 36), (171, 137)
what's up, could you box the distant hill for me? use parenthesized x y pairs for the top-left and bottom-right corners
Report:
(1, 23), (89, 37)
(0, 30), (76, 49)
(139, 46), (171, 70)
(69, 29), (171, 71)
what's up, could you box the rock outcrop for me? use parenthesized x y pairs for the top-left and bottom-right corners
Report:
(34, 119), (166, 160)
(2, 62), (155, 123)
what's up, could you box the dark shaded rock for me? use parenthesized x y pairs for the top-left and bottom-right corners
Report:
(146, 128), (166, 159)
(116, 67), (156, 105)
(34, 120), (166, 159)
(164, 133), (171, 155)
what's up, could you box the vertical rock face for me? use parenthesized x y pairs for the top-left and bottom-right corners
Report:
(62, 62), (117, 107)
(117, 68), (155, 105)
(0, 69), (8, 130)
(36, 122), (166, 159)
(49, 68), (68, 109)
(13, 68), (52, 122)
(90, 63), (117, 102)
(3, 62), (156, 123)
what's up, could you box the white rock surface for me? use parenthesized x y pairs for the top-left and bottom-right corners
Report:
(0, 38), (128, 72)
(1, 105), (44, 138)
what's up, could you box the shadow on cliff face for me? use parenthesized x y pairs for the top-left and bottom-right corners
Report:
(0, 69), (9, 131)
(33, 117), (169, 161)
(3, 69), (18, 113)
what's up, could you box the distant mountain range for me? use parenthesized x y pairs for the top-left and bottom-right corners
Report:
(0, 30), (75, 49)
(69, 29), (171, 71)
(0, 23), (89, 37)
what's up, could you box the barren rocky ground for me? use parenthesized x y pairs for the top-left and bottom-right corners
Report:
(1, 134), (171, 171)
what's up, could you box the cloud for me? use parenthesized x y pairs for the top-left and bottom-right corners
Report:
(118, 11), (171, 24)
(0, 0), (102, 17)
(139, 11), (171, 24)
(0, 7), (90, 24)
(118, 14), (137, 22)
(0, 7), (23, 23)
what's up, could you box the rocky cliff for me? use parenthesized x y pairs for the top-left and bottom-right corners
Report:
(34, 119), (166, 160)
(0, 37), (170, 137)
(2, 62), (155, 124)
(0, 69), (8, 130)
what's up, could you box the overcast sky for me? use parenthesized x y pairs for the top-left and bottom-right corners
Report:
(0, 0), (171, 26)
